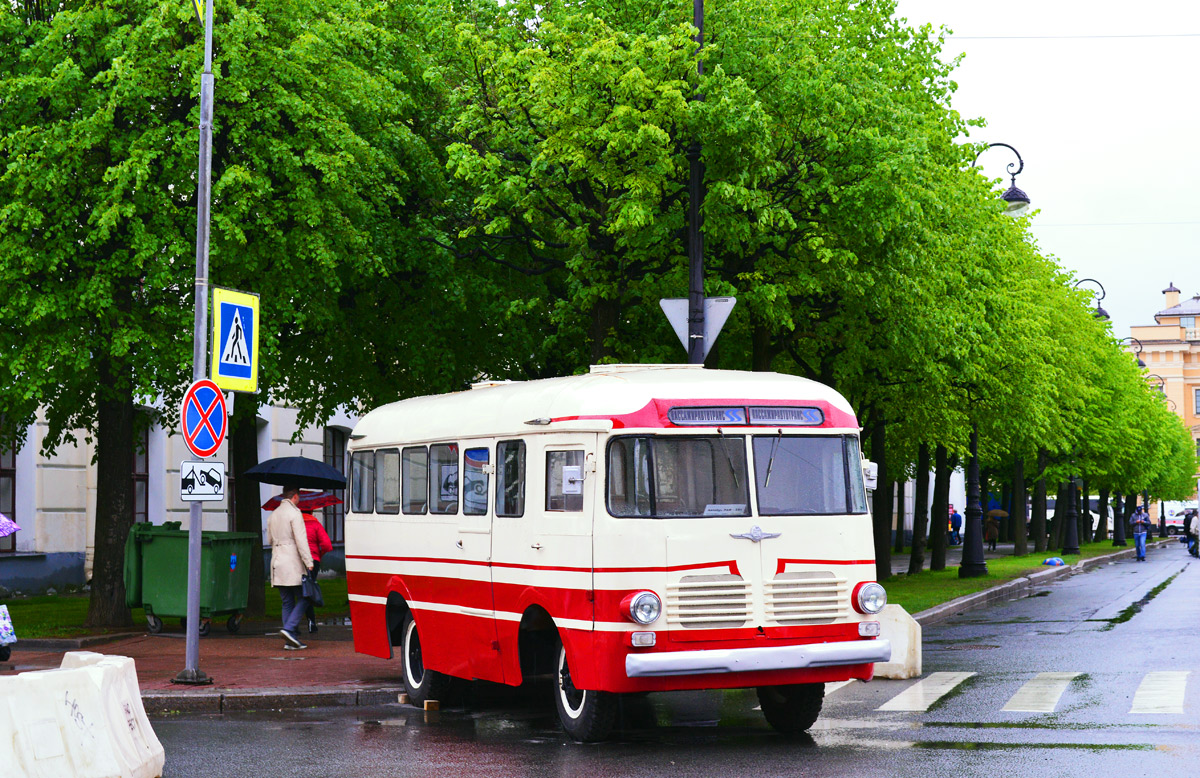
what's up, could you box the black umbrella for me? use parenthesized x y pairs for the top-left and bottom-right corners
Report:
(243, 456), (347, 490)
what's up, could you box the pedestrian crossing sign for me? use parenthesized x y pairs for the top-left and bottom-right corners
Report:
(210, 287), (259, 393)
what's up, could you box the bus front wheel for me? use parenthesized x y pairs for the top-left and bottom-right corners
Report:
(554, 642), (616, 742)
(401, 613), (449, 706)
(757, 683), (824, 734)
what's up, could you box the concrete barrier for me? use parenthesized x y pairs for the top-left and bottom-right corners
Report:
(873, 604), (921, 679)
(61, 652), (165, 778)
(1, 652), (163, 778)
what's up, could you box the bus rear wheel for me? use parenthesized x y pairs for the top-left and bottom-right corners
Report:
(757, 683), (824, 734)
(554, 642), (616, 742)
(401, 613), (449, 707)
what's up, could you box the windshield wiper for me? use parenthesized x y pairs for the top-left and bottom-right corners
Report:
(764, 428), (783, 487)
(717, 429), (741, 490)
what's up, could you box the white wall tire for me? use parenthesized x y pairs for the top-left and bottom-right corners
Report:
(401, 613), (448, 706)
(757, 683), (824, 734)
(554, 642), (616, 742)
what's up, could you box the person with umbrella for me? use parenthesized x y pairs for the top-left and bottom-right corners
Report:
(266, 486), (314, 649)
(262, 490), (339, 634)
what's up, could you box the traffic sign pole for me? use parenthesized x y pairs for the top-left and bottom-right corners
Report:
(174, 0), (217, 688)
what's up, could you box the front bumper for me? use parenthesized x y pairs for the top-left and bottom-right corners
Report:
(625, 638), (891, 678)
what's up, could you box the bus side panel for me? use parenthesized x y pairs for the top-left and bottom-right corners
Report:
(349, 599), (391, 659)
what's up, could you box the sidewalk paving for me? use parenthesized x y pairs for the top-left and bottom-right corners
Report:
(0, 537), (1179, 713)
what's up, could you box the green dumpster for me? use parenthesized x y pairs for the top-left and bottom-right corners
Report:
(123, 522), (258, 635)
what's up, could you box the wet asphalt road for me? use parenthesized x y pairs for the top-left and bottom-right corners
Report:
(154, 545), (1200, 778)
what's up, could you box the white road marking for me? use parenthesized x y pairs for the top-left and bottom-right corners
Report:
(877, 672), (976, 712)
(1001, 672), (1080, 713)
(1130, 671), (1190, 714)
(824, 680), (856, 696)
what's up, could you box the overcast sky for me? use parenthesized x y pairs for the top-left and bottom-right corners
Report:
(891, 0), (1200, 339)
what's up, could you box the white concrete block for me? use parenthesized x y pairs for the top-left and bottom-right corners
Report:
(873, 604), (922, 680)
(9, 667), (125, 777)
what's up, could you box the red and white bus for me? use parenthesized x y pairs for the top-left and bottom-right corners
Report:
(345, 365), (889, 740)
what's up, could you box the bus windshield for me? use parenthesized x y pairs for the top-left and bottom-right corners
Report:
(753, 435), (867, 515)
(607, 436), (750, 518)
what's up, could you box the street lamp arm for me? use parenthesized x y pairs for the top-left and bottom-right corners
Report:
(973, 142), (1025, 180)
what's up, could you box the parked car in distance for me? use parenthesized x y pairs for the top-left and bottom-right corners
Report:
(1159, 500), (1198, 535)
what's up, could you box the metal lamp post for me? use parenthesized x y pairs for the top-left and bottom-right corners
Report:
(1062, 474), (1081, 555)
(974, 143), (1031, 216)
(1072, 278), (1109, 320)
(1117, 336), (1145, 368)
(959, 142), (1033, 579)
(686, 0), (706, 364)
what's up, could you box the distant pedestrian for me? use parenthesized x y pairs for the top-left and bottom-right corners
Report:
(1130, 505), (1152, 561)
(267, 485), (314, 650)
(949, 505), (963, 546)
(302, 512), (333, 634)
(1185, 509), (1199, 559)
(984, 515), (1000, 552)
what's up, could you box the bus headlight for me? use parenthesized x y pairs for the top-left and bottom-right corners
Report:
(622, 591), (662, 625)
(853, 582), (887, 615)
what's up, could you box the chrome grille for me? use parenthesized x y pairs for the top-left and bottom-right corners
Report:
(666, 574), (750, 629)
(766, 572), (848, 625)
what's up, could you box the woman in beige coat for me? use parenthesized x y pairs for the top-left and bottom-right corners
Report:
(266, 486), (313, 649)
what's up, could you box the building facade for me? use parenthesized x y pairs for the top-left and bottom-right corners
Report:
(1130, 282), (1200, 499)
(0, 399), (357, 592)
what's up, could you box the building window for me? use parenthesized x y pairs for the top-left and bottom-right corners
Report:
(1194, 388), (1200, 417)
(132, 417), (149, 524)
(0, 443), (14, 552)
(324, 428), (347, 543)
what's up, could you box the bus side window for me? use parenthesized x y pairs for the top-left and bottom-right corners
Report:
(463, 447), (489, 515)
(351, 450), (374, 514)
(430, 443), (459, 515)
(547, 450), (584, 512)
(402, 446), (428, 514)
(375, 449), (400, 514)
(496, 440), (525, 517)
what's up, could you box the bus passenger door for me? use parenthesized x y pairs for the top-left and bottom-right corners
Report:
(455, 444), (503, 683)
(491, 434), (597, 682)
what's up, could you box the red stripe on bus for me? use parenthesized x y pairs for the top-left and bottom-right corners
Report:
(775, 558), (875, 574)
(347, 554), (740, 576)
(551, 397), (859, 429)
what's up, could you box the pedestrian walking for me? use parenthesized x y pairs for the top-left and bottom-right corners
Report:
(302, 512), (333, 634)
(1185, 509), (1199, 559)
(1130, 505), (1151, 561)
(266, 486), (314, 650)
(949, 505), (963, 546)
(984, 515), (1000, 552)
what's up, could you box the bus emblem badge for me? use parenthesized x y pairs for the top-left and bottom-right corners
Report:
(730, 526), (781, 543)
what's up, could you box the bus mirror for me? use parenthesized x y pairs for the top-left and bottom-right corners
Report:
(862, 460), (878, 491)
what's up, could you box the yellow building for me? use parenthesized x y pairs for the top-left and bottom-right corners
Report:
(1130, 282), (1200, 497)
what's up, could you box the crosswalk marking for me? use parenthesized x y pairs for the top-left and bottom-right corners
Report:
(877, 672), (975, 712)
(1001, 672), (1081, 712)
(1130, 671), (1190, 714)
(824, 680), (856, 696)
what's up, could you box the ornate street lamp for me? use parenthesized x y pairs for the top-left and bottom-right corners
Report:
(1072, 277), (1109, 320)
(1062, 474), (1081, 555)
(1146, 373), (1166, 393)
(974, 142), (1031, 216)
(959, 423), (988, 578)
(1117, 336), (1145, 368)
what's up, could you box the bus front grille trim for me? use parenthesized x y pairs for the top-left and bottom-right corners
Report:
(765, 572), (848, 625)
(667, 574), (750, 629)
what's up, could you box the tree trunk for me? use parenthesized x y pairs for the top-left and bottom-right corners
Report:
(893, 479), (906, 554)
(930, 444), (949, 571)
(85, 363), (136, 628)
(230, 392), (266, 617)
(1031, 449), (1048, 553)
(1050, 482), (1068, 550)
(751, 322), (773, 372)
(999, 480), (1012, 545)
(1012, 456), (1028, 556)
(589, 296), (619, 363)
(908, 444), (930, 574)
(870, 420), (892, 581)
(1095, 487), (1110, 541)
(1079, 478), (1092, 544)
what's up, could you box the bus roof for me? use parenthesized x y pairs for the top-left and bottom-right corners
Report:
(349, 365), (860, 447)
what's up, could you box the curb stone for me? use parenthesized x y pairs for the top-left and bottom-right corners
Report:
(141, 686), (406, 715)
(911, 538), (1174, 628)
